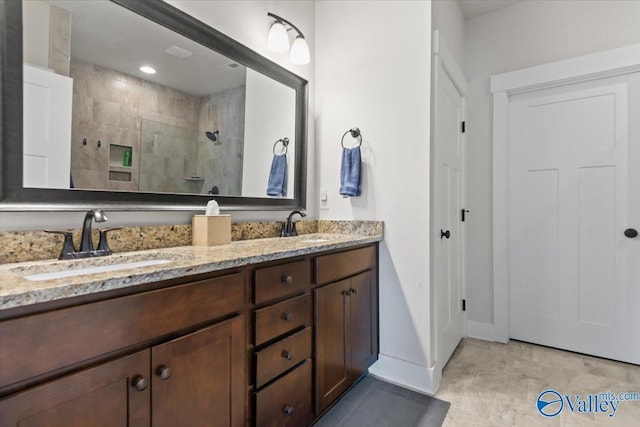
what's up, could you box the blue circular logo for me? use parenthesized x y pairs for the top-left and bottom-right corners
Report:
(537, 390), (563, 417)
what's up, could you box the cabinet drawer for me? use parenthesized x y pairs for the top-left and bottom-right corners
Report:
(254, 260), (310, 305)
(255, 360), (313, 427)
(254, 294), (311, 346)
(315, 245), (377, 285)
(255, 327), (312, 388)
(0, 273), (245, 390)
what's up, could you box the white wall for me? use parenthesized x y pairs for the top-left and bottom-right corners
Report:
(463, 0), (640, 325)
(315, 0), (434, 393)
(242, 69), (296, 198)
(2, 0), (315, 231)
(431, 0), (464, 67)
(22, 0), (51, 69)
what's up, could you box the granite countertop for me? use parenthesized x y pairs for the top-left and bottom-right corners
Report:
(0, 233), (382, 311)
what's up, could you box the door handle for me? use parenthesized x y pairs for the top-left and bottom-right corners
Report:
(440, 229), (450, 239)
(624, 228), (638, 238)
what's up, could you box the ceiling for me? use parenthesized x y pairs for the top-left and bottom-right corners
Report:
(458, 0), (522, 19)
(46, 0), (247, 96)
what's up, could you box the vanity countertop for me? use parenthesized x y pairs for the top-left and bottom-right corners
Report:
(0, 233), (382, 311)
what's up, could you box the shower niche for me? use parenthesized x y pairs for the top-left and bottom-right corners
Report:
(108, 144), (133, 183)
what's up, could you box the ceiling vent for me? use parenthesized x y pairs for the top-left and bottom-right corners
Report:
(164, 45), (193, 59)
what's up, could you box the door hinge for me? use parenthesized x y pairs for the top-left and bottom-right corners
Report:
(461, 121), (466, 133)
(461, 209), (469, 222)
(462, 299), (466, 311)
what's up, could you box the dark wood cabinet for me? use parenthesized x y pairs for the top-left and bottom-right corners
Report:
(0, 350), (150, 427)
(315, 270), (377, 414)
(255, 360), (313, 427)
(251, 259), (313, 427)
(0, 243), (378, 427)
(0, 272), (245, 427)
(348, 271), (377, 379)
(151, 316), (245, 427)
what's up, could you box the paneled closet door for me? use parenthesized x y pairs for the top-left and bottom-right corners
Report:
(508, 72), (640, 364)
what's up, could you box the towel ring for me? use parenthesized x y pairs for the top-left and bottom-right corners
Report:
(273, 137), (289, 155)
(341, 128), (362, 148)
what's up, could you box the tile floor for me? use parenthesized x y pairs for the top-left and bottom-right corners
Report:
(436, 338), (640, 426)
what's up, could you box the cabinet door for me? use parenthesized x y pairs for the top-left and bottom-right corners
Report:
(151, 315), (245, 427)
(315, 279), (351, 413)
(349, 270), (377, 379)
(0, 350), (150, 427)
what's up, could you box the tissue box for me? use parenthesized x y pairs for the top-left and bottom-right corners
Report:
(192, 215), (231, 246)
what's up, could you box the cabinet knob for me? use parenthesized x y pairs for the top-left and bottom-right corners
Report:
(282, 275), (294, 284)
(350, 288), (357, 295)
(283, 405), (294, 415)
(282, 313), (293, 322)
(342, 289), (351, 296)
(282, 350), (294, 360)
(156, 365), (172, 380)
(131, 375), (148, 391)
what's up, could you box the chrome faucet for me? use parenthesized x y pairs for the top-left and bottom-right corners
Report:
(281, 210), (307, 237)
(45, 209), (119, 260)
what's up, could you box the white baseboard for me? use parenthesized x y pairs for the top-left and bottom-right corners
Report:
(466, 320), (495, 342)
(367, 354), (438, 395)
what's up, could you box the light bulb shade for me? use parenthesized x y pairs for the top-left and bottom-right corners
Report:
(268, 21), (290, 53)
(289, 36), (310, 65)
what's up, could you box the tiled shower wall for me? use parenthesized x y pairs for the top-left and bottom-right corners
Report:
(139, 119), (200, 194)
(70, 60), (246, 195)
(198, 86), (246, 196)
(70, 60), (201, 191)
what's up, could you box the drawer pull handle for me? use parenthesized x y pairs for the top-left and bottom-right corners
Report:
(156, 365), (172, 380)
(131, 375), (148, 391)
(282, 275), (294, 284)
(283, 405), (294, 415)
(282, 350), (294, 360)
(283, 313), (293, 321)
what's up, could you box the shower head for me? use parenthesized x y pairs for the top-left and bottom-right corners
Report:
(205, 130), (220, 144)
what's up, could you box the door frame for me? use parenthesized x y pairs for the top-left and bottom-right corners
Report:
(430, 29), (468, 380)
(491, 43), (640, 343)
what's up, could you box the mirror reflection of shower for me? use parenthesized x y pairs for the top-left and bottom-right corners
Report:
(206, 129), (221, 145)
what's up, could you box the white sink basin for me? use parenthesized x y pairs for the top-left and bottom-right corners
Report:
(24, 259), (173, 282)
(299, 238), (330, 243)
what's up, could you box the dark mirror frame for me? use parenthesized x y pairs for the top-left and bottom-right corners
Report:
(0, 0), (307, 211)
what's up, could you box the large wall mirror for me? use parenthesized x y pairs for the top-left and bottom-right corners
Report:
(0, 0), (308, 211)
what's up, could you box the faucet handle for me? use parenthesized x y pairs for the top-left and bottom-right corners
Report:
(44, 229), (77, 260)
(97, 227), (122, 253)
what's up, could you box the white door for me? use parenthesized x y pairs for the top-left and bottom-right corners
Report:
(23, 64), (73, 189)
(508, 73), (640, 364)
(434, 61), (465, 368)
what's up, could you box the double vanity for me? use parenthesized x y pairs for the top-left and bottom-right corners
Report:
(0, 227), (381, 426)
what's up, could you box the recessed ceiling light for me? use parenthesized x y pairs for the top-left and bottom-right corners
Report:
(140, 66), (156, 74)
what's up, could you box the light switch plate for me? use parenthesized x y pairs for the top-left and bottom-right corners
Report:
(320, 188), (329, 210)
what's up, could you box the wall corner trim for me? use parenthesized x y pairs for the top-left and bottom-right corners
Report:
(466, 320), (497, 342)
(368, 353), (439, 395)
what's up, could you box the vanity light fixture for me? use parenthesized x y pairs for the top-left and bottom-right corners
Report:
(139, 65), (156, 74)
(267, 12), (310, 65)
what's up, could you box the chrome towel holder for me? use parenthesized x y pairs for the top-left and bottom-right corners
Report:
(341, 127), (362, 148)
